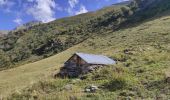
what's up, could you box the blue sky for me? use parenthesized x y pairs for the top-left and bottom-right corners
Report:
(0, 0), (128, 30)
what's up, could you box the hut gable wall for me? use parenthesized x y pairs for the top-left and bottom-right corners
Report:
(65, 54), (87, 67)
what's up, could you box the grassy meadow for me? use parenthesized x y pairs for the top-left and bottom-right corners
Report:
(0, 9), (170, 99)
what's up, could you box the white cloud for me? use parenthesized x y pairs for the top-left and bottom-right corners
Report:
(0, 0), (15, 6)
(118, 0), (129, 2)
(66, 7), (74, 15)
(13, 18), (23, 25)
(105, 0), (129, 3)
(55, 3), (63, 11)
(0, 0), (15, 12)
(66, 0), (79, 15)
(0, 0), (5, 5)
(67, 0), (88, 16)
(27, 0), (56, 23)
(75, 5), (88, 15)
(27, 0), (34, 2)
(68, 0), (79, 8)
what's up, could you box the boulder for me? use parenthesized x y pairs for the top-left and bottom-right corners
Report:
(52, 71), (58, 78)
(64, 84), (73, 91)
(85, 89), (91, 92)
(91, 85), (98, 92)
(71, 79), (81, 84)
(165, 72), (170, 83)
(84, 85), (98, 93)
(166, 78), (170, 83)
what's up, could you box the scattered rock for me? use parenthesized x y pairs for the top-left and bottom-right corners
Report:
(137, 68), (145, 73)
(52, 71), (59, 78)
(119, 90), (135, 97)
(69, 96), (78, 100)
(84, 85), (98, 93)
(85, 89), (91, 92)
(119, 91), (128, 96)
(165, 72), (170, 83)
(166, 77), (170, 83)
(156, 94), (167, 100)
(123, 49), (133, 55)
(91, 85), (98, 92)
(124, 96), (132, 100)
(71, 79), (81, 84)
(64, 84), (73, 91)
(32, 90), (38, 99)
(79, 75), (88, 80)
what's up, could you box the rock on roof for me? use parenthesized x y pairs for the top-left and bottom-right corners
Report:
(76, 52), (115, 65)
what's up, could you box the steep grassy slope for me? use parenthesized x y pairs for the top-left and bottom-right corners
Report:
(1, 0), (170, 99)
(0, 30), (9, 34)
(0, 8), (170, 99)
(0, 45), (78, 97)
(13, 21), (42, 31)
(1, 0), (170, 71)
(1, 0), (170, 70)
(0, 3), (134, 69)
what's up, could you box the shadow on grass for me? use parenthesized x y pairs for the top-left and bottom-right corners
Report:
(102, 78), (127, 92)
(146, 79), (170, 91)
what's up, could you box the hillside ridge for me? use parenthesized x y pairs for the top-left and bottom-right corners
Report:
(1, 0), (168, 70)
(0, 0), (170, 99)
(0, 1), (135, 69)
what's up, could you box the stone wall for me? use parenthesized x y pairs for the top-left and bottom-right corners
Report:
(57, 62), (104, 78)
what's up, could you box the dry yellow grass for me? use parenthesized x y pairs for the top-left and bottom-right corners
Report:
(0, 35), (107, 98)
(0, 44), (83, 98)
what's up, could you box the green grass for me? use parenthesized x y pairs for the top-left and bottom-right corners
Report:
(0, 9), (170, 99)
(0, 46), (77, 97)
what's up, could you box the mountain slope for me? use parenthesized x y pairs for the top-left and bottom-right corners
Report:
(13, 21), (42, 31)
(0, 0), (170, 99)
(0, 4), (135, 69)
(1, 0), (170, 70)
(0, 5), (170, 99)
(0, 30), (9, 37)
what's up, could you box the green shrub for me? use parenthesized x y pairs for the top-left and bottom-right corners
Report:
(103, 75), (127, 91)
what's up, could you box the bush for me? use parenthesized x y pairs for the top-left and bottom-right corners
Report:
(103, 75), (128, 91)
(91, 66), (126, 80)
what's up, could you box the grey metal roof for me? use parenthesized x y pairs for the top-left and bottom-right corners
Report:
(75, 52), (116, 65)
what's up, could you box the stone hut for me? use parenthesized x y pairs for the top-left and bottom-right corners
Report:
(58, 52), (116, 78)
